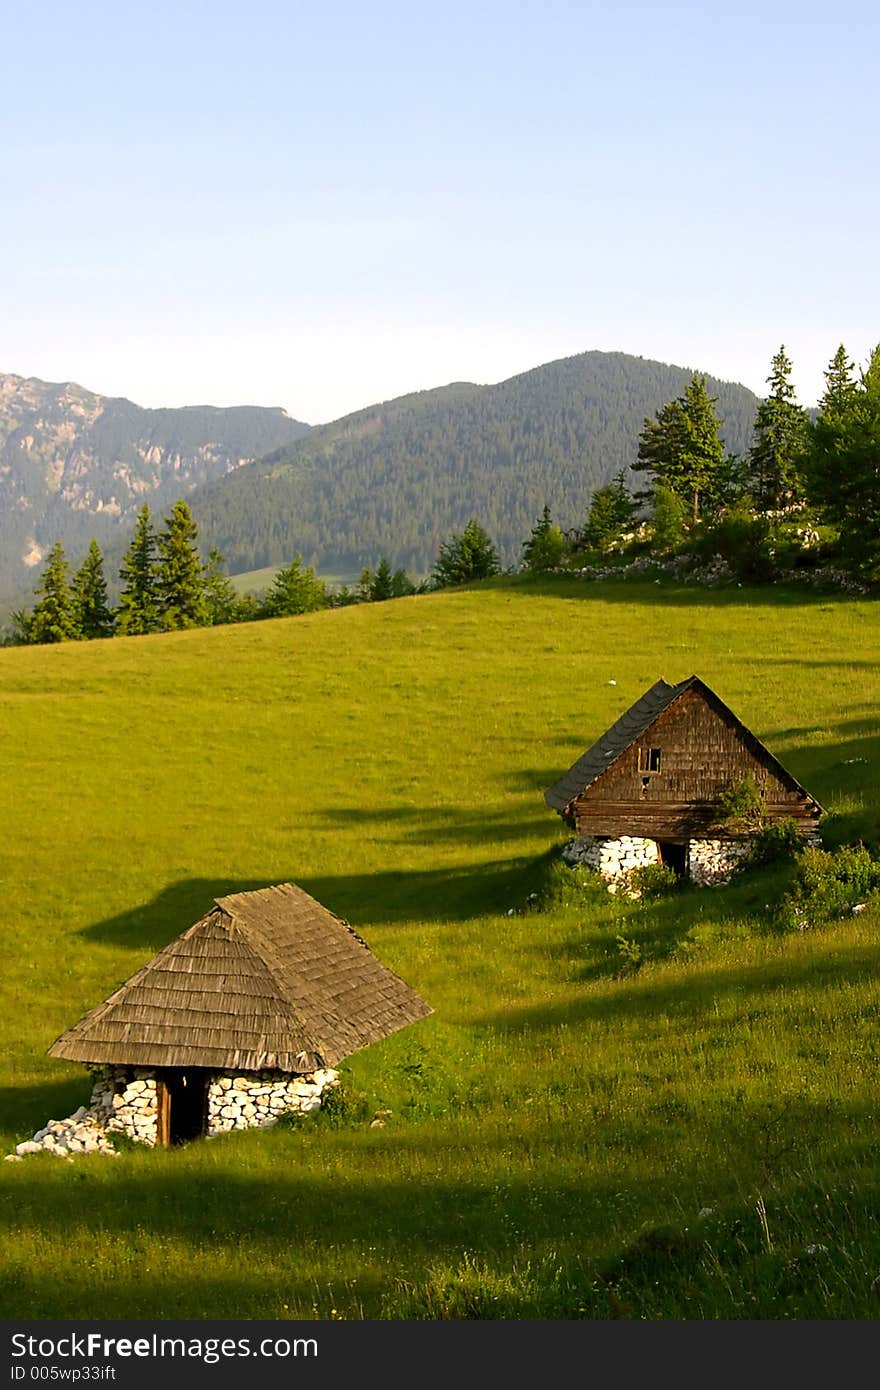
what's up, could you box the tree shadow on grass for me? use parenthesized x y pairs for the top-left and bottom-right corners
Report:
(77, 852), (559, 952)
(481, 936), (880, 1039)
(493, 573), (874, 611)
(3, 1094), (880, 1318)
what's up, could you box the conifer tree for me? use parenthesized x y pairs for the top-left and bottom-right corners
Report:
(157, 499), (208, 629)
(634, 375), (726, 522)
(747, 346), (809, 512)
(202, 547), (239, 626)
(73, 539), (114, 639)
(262, 556), (328, 617)
(522, 506), (568, 571)
(433, 520), (500, 587)
(583, 471), (636, 550)
(118, 504), (160, 635)
(29, 541), (79, 643)
(808, 344), (880, 576)
(651, 485), (686, 551)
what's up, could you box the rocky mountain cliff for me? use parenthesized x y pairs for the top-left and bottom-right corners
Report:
(0, 373), (310, 601)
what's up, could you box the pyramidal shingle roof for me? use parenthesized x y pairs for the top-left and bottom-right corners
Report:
(49, 883), (432, 1074)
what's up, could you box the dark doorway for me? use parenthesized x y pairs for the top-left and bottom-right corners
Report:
(157, 1070), (208, 1146)
(657, 841), (687, 876)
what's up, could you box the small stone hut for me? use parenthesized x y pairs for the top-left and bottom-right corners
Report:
(45, 882), (432, 1150)
(545, 675), (823, 887)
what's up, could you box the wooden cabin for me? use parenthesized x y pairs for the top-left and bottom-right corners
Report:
(48, 882), (432, 1148)
(545, 676), (823, 886)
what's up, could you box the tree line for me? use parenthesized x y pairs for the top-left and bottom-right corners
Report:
(7, 337), (879, 645)
(541, 340), (880, 582)
(6, 504), (504, 646)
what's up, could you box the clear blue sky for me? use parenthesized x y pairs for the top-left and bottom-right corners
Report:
(3, 1), (877, 422)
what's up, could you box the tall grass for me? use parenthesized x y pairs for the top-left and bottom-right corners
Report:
(1, 575), (879, 1317)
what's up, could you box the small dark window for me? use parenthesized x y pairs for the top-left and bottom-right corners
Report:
(641, 747), (662, 772)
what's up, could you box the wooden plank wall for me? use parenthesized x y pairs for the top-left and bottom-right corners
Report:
(572, 688), (819, 841)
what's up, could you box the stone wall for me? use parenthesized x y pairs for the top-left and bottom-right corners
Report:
(7, 1064), (339, 1161)
(207, 1069), (338, 1133)
(687, 838), (752, 886)
(562, 835), (661, 892)
(563, 833), (758, 891)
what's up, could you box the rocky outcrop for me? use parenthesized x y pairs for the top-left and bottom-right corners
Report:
(0, 372), (310, 603)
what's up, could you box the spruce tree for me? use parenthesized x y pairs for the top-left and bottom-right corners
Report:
(73, 540), (114, 639)
(808, 344), (880, 576)
(677, 375), (727, 522)
(202, 547), (239, 626)
(806, 344), (857, 520)
(157, 499), (208, 629)
(634, 375), (727, 521)
(29, 541), (79, 643)
(522, 506), (568, 571)
(262, 556), (328, 617)
(433, 520), (500, 587)
(747, 346), (810, 512)
(583, 472), (636, 550)
(118, 505), (160, 635)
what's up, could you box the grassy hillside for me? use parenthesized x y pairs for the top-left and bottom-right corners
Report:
(1, 576), (879, 1319)
(190, 351), (759, 577)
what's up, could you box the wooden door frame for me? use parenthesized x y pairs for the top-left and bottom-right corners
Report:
(155, 1077), (171, 1148)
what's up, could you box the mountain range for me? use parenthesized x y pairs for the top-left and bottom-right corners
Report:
(0, 351), (761, 604)
(0, 373), (309, 601)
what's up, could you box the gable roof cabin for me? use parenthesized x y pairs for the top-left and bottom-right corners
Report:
(50, 882), (432, 1075)
(545, 675), (823, 847)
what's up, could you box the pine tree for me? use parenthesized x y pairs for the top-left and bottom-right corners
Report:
(157, 499), (208, 629)
(29, 541), (79, 643)
(808, 344), (880, 576)
(118, 505), (160, 635)
(202, 547), (239, 626)
(634, 375), (726, 522)
(262, 556), (328, 617)
(432, 520), (500, 587)
(583, 471), (636, 550)
(805, 345), (857, 524)
(522, 506), (568, 571)
(677, 375), (727, 522)
(747, 346), (810, 512)
(651, 485), (686, 552)
(73, 540), (114, 639)
(371, 557), (396, 601)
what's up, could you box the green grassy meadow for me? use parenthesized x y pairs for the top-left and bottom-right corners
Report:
(2, 575), (880, 1319)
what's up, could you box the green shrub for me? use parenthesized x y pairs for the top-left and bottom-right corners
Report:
(693, 504), (776, 581)
(742, 818), (803, 869)
(717, 776), (765, 829)
(776, 843), (880, 931)
(628, 862), (680, 899)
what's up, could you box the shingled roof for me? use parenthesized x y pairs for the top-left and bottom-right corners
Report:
(545, 678), (685, 813)
(49, 883), (432, 1074)
(544, 675), (821, 816)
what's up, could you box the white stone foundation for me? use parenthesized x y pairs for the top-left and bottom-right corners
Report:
(563, 834), (758, 891)
(7, 1064), (339, 1160)
(687, 838), (751, 886)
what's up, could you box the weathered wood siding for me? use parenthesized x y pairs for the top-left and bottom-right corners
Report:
(571, 687), (820, 841)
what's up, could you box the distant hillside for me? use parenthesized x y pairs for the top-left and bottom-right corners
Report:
(190, 352), (760, 577)
(0, 373), (310, 601)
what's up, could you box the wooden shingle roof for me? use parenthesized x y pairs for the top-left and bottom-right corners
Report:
(544, 675), (822, 817)
(49, 883), (432, 1074)
(544, 678), (684, 813)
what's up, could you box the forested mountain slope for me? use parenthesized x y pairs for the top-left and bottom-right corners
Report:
(0, 373), (310, 601)
(191, 351), (759, 576)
